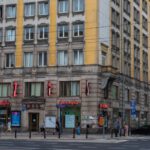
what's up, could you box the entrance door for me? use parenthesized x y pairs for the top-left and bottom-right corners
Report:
(29, 113), (39, 131)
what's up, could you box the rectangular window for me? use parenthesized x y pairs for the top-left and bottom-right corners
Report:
(24, 3), (35, 17)
(111, 85), (118, 99)
(24, 52), (33, 67)
(73, 23), (84, 37)
(0, 83), (11, 97)
(73, 0), (84, 12)
(25, 82), (44, 97)
(136, 91), (139, 104)
(144, 94), (148, 106)
(24, 27), (34, 40)
(58, 0), (69, 13)
(39, 2), (48, 16)
(73, 50), (83, 65)
(59, 81), (80, 97)
(58, 24), (69, 38)
(6, 28), (15, 41)
(38, 26), (48, 39)
(101, 52), (106, 65)
(6, 5), (16, 18)
(0, 6), (3, 19)
(38, 51), (47, 67)
(5, 53), (15, 68)
(57, 51), (68, 66)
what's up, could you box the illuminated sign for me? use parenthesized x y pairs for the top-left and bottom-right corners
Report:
(11, 111), (21, 127)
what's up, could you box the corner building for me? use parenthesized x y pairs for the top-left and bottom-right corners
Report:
(0, 0), (149, 131)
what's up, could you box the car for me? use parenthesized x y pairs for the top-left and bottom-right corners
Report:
(131, 125), (150, 135)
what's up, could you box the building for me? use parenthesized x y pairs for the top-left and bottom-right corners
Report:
(0, 0), (149, 131)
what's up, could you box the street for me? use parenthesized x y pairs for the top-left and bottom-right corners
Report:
(0, 139), (150, 150)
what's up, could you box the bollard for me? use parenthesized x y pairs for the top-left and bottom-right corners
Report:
(15, 130), (17, 139)
(43, 129), (46, 139)
(73, 128), (75, 139)
(29, 130), (31, 139)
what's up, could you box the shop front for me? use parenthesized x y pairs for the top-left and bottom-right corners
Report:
(0, 100), (11, 130)
(56, 100), (81, 129)
(22, 98), (45, 131)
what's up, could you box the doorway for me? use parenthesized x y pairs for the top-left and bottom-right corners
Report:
(29, 113), (39, 131)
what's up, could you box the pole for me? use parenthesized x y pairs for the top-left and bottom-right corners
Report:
(29, 129), (31, 139)
(15, 129), (17, 139)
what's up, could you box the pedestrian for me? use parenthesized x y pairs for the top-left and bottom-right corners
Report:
(55, 120), (60, 133)
(124, 123), (128, 136)
(76, 122), (81, 135)
(114, 119), (119, 137)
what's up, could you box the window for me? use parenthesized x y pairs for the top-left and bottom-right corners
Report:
(57, 51), (68, 66)
(73, 23), (84, 37)
(58, 0), (69, 14)
(38, 26), (48, 39)
(6, 5), (16, 18)
(111, 85), (118, 99)
(0, 29), (2, 42)
(0, 83), (11, 97)
(24, 52), (33, 67)
(136, 91), (139, 104)
(59, 81), (80, 97)
(39, 2), (48, 16)
(24, 3), (35, 17)
(5, 53), (15, 68)
(0, 6), (3, 19)
(58, 24), (69, 38)
(125, 88), (130, 102)
(25, 82), (44, 97)
(38, 52), (47, 67)
(24, 26), (34, 40)
(101, 52), (106, 65)
(73, 0), (84, 12)
(144, 94), (148, 106)
(73, 50), (83, 65)
(6, 28), (15, 42)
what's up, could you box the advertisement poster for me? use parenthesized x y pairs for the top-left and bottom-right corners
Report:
(11, 111), (21, 127)
(65, 115), (75, 128)
(45, 116), (56, 128)
(130, 100), (136, 119)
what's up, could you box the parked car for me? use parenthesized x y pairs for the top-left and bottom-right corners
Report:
(131, 125), (150, 135)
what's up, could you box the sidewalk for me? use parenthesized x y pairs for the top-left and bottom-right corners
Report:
(0, 132), (141, 143)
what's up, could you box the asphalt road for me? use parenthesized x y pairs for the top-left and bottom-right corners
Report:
(0, 139), (149, 150)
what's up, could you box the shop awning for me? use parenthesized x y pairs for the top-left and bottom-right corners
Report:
(0, 100), (10, 106)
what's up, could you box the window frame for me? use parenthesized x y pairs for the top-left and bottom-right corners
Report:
(72, 0), (84, 13)
(58, 0), (69, 14)
(58, 24), (69, 39)
(38, 2), (49, 16)
(24, 52), (33, 67)
(24, 26), (34, 41)
(59, 81), (80, 97)
(73, 49), (84, 65)
(24, 3), (35, 17)
(25, 82), (44, 97)
(5, 53), (15, 68)
(38, 51), (47, 67)
(6, 4), (16, 19)
(57, 50), (68, 66)
(5, 27), (16, 42)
